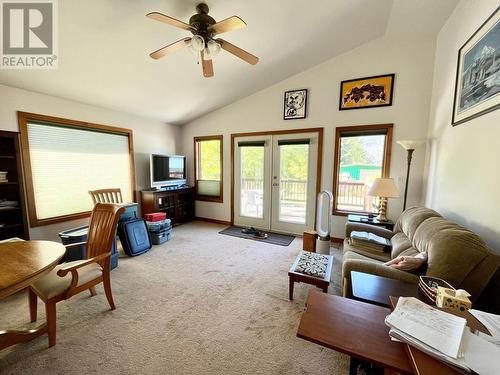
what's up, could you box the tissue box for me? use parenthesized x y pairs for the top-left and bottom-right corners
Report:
(436, 287), (471, 312)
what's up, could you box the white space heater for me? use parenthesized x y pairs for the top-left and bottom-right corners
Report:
(316, 190), (333, 254)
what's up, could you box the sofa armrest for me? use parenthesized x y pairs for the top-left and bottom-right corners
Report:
(342, 257), (418, 298)
(345, 222), (394, 239)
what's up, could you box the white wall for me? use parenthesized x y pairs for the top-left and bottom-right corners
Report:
(424, 0), (500, 252)
(0, 84), (181, 241)
(180, 35), (436, 238)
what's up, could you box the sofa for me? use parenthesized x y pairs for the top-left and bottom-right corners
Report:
(342, 206), (500, 303)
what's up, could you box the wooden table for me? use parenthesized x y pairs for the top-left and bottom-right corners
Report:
(348, 214), (395, 231)
(297, 291), (412, 375)
(0, 240), (65, 350)
(351, 271), (421, 307)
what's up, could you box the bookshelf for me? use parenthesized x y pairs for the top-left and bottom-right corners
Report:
(0, 131), (29, 240)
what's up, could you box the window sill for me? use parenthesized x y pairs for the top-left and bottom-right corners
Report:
(196, 196), (223, 203)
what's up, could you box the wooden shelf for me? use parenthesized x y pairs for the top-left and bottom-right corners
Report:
(0, 131), (29, 241)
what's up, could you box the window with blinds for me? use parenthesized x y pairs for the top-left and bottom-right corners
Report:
(18, 112), (134, 226)
(194, 135), (223, 202)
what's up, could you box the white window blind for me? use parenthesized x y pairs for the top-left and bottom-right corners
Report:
(27, 122), (132, 220)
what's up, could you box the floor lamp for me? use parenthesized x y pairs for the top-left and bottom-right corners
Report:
(397, 140), (426, 211)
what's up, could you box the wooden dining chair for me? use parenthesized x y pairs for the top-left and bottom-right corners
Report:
(88, 188), (123, 205)
(28, 203), (125, 347)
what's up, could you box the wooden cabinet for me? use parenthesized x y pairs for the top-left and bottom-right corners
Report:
(140, 187), (195, 225)
(0, 131), (29, 240)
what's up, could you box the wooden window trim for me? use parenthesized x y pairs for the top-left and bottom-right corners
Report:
(332, 123), (393, 217)
(17, 111), (136, 227)
(194, 135), (223, 203)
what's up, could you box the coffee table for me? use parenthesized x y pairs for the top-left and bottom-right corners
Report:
(288, 252), (333, 300)
(297, 291), (412, 375)
(350, 271), (421, 307)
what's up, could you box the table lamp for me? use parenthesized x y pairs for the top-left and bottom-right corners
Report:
(397, 140), (426, 211)
(367, 178), (400, 222)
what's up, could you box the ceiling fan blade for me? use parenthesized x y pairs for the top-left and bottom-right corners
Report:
(208, 16), (246, 35)
(201, 50), (214, 78)
(146, 12), (194, 31)
(149, 38), (191, 60)
(217, 39), (259, 65)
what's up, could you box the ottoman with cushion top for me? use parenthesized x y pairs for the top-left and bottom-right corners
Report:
(288, 251), (333, 300)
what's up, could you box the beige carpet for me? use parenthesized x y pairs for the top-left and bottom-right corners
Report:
(0, 221), (349, 374)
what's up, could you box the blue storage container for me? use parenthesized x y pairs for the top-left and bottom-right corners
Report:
(150, 227), (172, 245)
(118, 218), (151, 256)
(58, 226), (119, 270)
(118, 202), (138, 222)
(146, 219), (171, 233)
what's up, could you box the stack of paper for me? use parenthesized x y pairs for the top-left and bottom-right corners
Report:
(385, 297), (500, 374)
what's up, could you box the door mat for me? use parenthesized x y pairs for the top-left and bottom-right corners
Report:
(219, 226), (295, 247)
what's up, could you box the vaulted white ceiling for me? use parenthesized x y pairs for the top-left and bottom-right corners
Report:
(0, 0), (458, 125)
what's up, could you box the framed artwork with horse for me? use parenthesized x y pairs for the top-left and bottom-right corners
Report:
(339, 73), (395, 110)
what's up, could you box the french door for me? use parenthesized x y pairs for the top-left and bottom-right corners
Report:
(234, 132), (319, 235)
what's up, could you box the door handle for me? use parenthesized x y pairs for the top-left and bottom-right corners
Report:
(272, 183), (279, 187)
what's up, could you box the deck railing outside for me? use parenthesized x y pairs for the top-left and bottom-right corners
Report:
(241, 178), (373, 211)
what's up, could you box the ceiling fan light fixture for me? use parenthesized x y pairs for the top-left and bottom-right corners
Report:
(203, 47), (212, 60)
(207, 39), (221, 56)
(191, 35), (205, 51)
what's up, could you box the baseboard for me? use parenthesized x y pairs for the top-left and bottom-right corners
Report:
(331, 237), (344, 244)
(195, 216), (231, 226)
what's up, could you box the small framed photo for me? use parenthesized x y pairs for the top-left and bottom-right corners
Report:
(284, 89), (307, 120)
(339, 74), (395, 110)
(452, 6), (500, 126)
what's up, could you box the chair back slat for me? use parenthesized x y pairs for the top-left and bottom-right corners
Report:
(86, 203), (125, 260)
(88, 188), (124, 205)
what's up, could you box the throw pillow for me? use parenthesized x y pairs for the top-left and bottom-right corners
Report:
(385, 252), (428, 273)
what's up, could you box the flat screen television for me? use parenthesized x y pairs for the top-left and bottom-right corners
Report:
(150, 154), (187, 188)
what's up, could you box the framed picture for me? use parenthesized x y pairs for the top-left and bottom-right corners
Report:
(339, 73), (395, 110)
(284, 89), (307, 120)
(452, 6), (500, 126)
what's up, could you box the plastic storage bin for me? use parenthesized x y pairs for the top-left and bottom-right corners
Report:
(58, 225), (119, 270)
(150, 227), (172, 245)
(146, 219), (171, 233)
(119, 202), (138, 222)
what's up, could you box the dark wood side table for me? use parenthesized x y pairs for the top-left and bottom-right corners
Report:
(351, 271), (421, 307)
(297, 291), (412, 375)
(348, 214), (395, 231)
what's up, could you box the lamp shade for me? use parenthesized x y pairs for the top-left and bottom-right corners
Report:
(367, 178), (399, 198)
(397, 140), (426, 150)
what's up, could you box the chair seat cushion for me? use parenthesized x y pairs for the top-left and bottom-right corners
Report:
(31, 261), (103, 300)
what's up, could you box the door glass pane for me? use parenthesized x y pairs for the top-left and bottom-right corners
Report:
(240, 146), (264, 218)
(279, 144), (308, 224)
(337, 134), (386, 213)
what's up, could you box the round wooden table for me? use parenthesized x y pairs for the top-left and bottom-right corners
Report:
(0, 240), (65, 350)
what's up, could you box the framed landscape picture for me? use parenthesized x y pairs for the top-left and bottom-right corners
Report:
(284, 89), (307, 120)
(452, 6), (500, 126)
(339, 74), (395, 110)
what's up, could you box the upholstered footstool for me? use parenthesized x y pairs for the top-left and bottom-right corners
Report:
(288, 251), (333, 300)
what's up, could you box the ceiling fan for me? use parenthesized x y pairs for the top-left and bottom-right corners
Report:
(146, 3), (259, 78)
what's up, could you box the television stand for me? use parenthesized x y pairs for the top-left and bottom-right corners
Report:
(140, 186), (195, 226)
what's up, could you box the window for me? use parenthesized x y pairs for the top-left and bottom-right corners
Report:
(194, 135), (223, 202)
(18, 112), (135, 227)
(332, 124), (393, 215)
